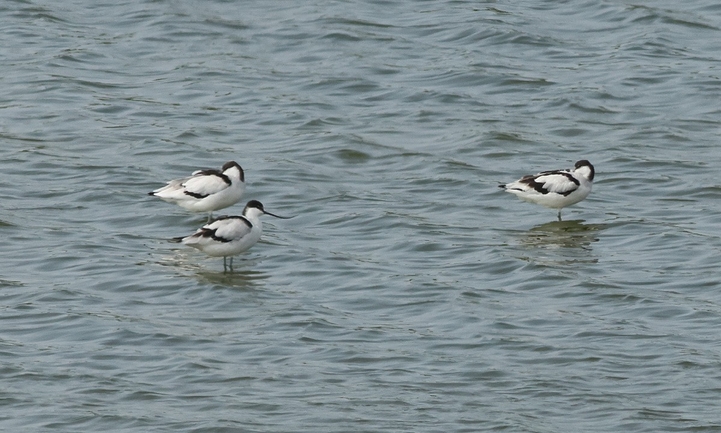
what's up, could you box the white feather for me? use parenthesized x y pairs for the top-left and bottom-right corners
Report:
(150, 161), (245, 213)
(182, 216), (260, 257)
(500, 160), (595, 220)
(173, 201), (287, 268)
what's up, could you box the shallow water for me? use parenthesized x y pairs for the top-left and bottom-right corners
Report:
(2, 0), (721, 431)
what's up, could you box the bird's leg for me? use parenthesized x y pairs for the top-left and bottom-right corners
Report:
(557, 210), (562, 222)
(207, 212), (213, 223)
(223, 256), (228, 272)
(229, 257), (234, 272)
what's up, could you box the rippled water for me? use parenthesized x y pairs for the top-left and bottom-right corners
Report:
(2, 0), (721, 431)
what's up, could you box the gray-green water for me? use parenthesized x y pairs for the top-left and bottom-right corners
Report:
(2, 1), (721, 431)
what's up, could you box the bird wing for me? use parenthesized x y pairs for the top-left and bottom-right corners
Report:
(181, 171), (231, 198)
(205, 216), (253, 242)
(523, 171), (580, 196)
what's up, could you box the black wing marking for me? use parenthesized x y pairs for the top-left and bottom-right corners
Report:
(519, 171), (579, 196)
(197, 216), (253, 242)
(182, 170), (232, 199)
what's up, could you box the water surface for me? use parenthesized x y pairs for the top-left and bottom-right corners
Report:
(2, 0), (721, 431)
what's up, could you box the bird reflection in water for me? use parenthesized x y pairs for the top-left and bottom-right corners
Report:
(514, 219), (607, 266)
(194, 267), (269, 289)
(160, 251), (269, 289)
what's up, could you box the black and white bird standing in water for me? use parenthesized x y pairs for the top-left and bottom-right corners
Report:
(499, 160), (595, 221)
(172, 200), (291, 271)
(149, 161), (245, 221)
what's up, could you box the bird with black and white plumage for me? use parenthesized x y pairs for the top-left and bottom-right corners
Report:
(149, 161), (245, 221)
(172, 200), (291, 271)
(498, 160), (595, 221)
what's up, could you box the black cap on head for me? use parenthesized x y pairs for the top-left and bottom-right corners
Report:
(574, 160), (592, 168)
(574, 160), (594, 181)
(245, 200), (264, 211)
(222, 161), (240, 170)
(221, 161), (244, 181)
